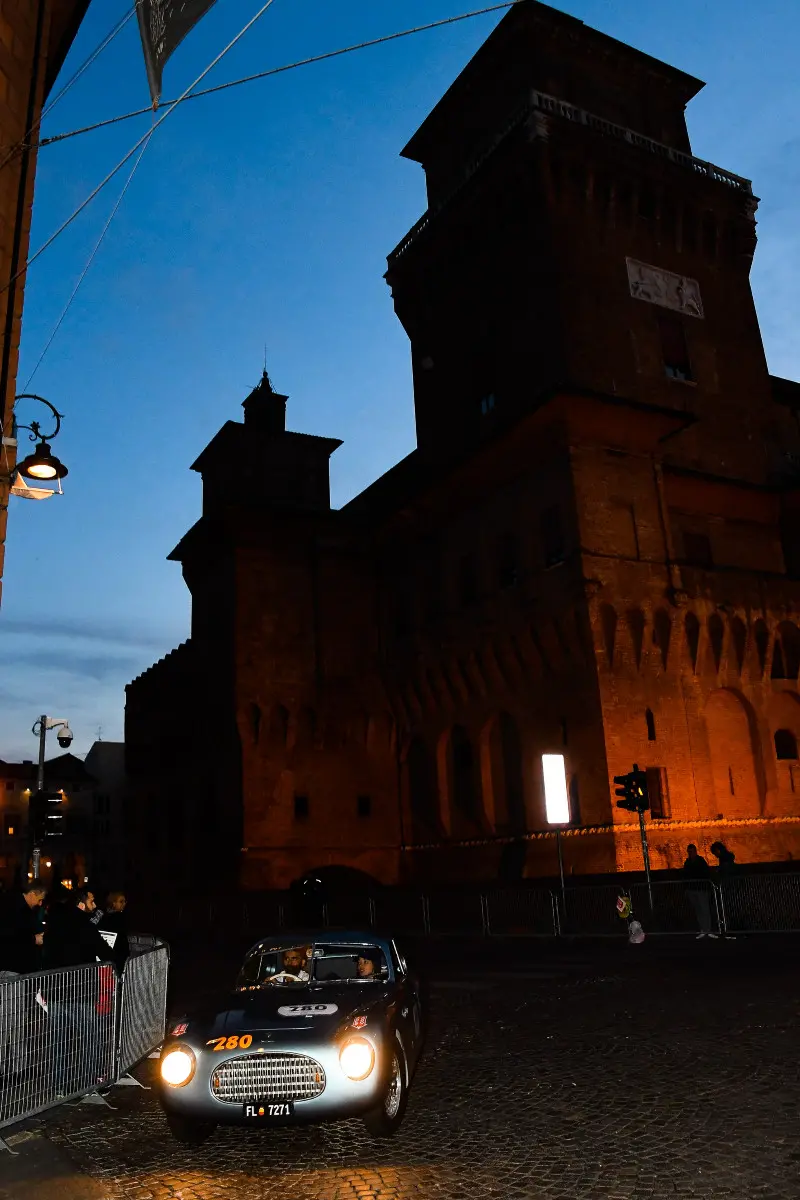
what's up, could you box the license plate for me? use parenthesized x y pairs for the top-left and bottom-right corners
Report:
(243, 1101), (294, 1120)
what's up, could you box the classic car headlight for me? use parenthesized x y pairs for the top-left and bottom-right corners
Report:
(161, 1047), (195, 1087)
(339, 1036), (375, 1081)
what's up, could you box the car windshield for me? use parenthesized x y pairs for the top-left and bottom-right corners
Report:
(236, 941), (389, 990)
(236, 943), (313, 991)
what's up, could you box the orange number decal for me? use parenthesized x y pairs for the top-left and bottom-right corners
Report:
(225, 1035), (239, 1050)
(239, 1034), (253, 1049)
(206, 1037), (227, 1051)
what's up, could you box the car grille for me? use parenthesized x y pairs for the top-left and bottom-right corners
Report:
(211, 1053), (326, 1103)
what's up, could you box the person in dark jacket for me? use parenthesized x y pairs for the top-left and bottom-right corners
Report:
(682, 844), (718, 939)
(0, 881), (47, 1080)
(43, 887), (114, 970)
(97, 891), (129, 974)
(43, 888), (115, 1096)
(0, 881), (46, 979)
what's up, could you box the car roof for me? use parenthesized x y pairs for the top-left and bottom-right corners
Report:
(244, 930), (395, 957)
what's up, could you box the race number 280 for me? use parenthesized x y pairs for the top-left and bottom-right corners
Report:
(206, 1034), (253, 1051)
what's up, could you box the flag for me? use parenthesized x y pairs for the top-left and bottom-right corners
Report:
(137, 0), (220, 105)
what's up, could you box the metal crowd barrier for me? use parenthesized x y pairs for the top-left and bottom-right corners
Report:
(0, 943), (169, 1134)
(134, 871), (800, 944)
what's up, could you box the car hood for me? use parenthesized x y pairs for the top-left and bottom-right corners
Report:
(178, 984), (393, 1040)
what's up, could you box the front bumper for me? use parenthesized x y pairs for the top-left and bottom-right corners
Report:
(159, 1038), (387, 1126)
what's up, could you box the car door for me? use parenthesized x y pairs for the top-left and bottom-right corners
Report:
(392, 939), (422, 1059)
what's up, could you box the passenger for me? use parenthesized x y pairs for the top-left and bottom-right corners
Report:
(356, 955), (375, 979)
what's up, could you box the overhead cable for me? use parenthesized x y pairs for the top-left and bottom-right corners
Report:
(22, 118), (157, 389)
(0, 3), (140, 173)
(41, 1), (522, 148)
(0, 0), (280, 302)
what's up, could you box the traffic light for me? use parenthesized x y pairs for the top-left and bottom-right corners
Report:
(613, 764), (649, 813)
(29, 789), (65, 841)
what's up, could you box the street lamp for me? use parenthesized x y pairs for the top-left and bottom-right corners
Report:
(30, 714), (73, 879)
(3, 394), (68, 496)
(542, 753), (570, 917)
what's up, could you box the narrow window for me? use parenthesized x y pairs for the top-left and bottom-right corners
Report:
(541, 505), (566, 567)
(294, 794), (309, 820)
(658, 315), (692, 382)
(645, 709), (656, 742)
(357, 794), (372, 818)
(774, 729), (799, 761)
(683, 532), (713, 568)
(728, 767), (735, 796)
(479, 393), (496, 417)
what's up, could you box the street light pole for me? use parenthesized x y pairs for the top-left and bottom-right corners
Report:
(32, 712), (46, 879)
(30, 714), (73, 880)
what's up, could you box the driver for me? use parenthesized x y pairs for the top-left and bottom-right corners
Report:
(269, 947), (310, 984)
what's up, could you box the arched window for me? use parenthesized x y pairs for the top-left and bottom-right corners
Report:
(708, 613), (724, 673)
(730, 617), (747, 673)
(407, 738), (439, 837)
(450, 725), (478, 819)
(653, 609), (671, 670)
(774, 729), (799, 761)
(645, 709), (656, 742)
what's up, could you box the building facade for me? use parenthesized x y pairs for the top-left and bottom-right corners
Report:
(0, 0), (89, 605)
(126, 1), (800, 893)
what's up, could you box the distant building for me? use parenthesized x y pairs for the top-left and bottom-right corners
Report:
(0, 742), (125, 888)
(0, 1), (91, 605)
(126, 1), (800, 895)
(84, 741), (126, 886)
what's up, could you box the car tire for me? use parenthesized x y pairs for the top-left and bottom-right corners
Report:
(164, 1112), (216, 1144)
(363, 1038), (408, 1138)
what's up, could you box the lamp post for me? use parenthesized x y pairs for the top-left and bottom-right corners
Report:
(542, 753), (570, 918)
(30, 714), (73, 879)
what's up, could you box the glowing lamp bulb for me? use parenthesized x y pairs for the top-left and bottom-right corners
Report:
(160, 1049), (195, 1087)
(339, 1037), (375, 1081)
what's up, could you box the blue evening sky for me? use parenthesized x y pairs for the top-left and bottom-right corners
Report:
(0, 0), (798, 760)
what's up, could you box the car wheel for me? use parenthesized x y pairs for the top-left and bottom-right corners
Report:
(363, 1039), (408, 1138)
(165, 1112), (216, 1144)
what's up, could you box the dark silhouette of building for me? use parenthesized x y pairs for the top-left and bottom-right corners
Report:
(126, 1), (800, 895)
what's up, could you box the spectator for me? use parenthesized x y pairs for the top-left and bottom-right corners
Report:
(710, 841), (736, 876)
(0, 881), (46, 979)
(43, 888), (115, 1097)
(97, 891), (129, 974)
(43, 887), (114, 969)
(682, 844), (718, 939)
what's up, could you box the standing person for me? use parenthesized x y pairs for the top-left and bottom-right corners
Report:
(710, 841), (740, 934)
(0, 881), (46, 979)
(97, 891), (129, 975)
(43, 887), (115, 1097)
(0, 881), (47, 1080)
(682, 844), (718, 939)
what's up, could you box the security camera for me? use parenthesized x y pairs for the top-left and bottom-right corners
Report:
(56, 725), (73, 749)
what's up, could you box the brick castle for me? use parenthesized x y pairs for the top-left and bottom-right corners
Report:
(126, 0), (800, 892)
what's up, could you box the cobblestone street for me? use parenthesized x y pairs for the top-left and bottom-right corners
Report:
(4, 940), (799, 1200)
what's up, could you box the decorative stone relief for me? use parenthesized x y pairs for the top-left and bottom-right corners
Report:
(626, 258), (704, 319)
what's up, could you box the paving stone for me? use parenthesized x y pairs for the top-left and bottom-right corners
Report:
(12, 951), (800, 1200)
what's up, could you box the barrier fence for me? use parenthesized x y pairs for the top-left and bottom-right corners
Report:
(139, 871), (800, 942)
(0, 943), (169, 1134)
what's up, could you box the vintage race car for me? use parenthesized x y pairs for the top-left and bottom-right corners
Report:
(158, 931), (425, 1143)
